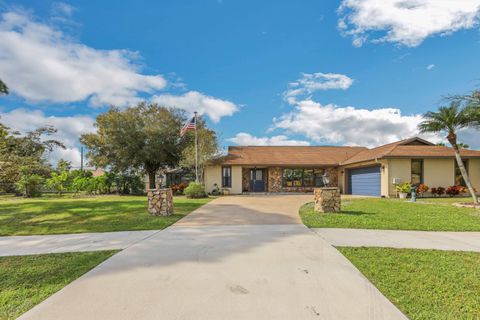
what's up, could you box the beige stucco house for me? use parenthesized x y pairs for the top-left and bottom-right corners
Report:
(204, 137), (480, 197)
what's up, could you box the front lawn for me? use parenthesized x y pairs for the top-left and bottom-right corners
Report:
(339, 247), (480, 320)
(300, 198), (480, 231)
(0, 195), (211, 236)
(0, 251), (118, 320)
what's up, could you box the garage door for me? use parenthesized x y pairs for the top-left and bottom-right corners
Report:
(348, 166), (381, 196)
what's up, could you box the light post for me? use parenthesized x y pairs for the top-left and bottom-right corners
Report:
(322, 172), (331, 187)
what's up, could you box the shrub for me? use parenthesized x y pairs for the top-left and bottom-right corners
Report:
(446, 185), (467, 197)
(184, 182), (207, 198)
(431, 187), (445, 197)
(171, 182), (189, 195)
(46, 171), (70, 195)
(15, 169), (45, 197)
(396, 182), (411, 194)
(416, 183), (429, 197)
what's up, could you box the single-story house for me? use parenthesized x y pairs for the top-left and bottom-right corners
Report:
(204, 137), (480, 197)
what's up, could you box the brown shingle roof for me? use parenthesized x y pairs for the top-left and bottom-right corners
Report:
(220, 146), (367, 166)
(216, 137), (480, 167)
(342, 137), (480, 165)
(387, 145), (480, 158)
(340, 138), (425, 165)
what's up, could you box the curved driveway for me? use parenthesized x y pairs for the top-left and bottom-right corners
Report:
(20, 195), (406, 320)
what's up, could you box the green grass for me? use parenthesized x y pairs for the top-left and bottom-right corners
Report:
(416, 196), (473, 204)
(300, 198), (480, 231)
(338, 247), (480, 320)
(0, 195), (211, 236)
(0, 251), (118, 320)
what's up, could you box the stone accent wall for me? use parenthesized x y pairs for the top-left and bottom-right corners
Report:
(314, 187), (341, 213)
(242, 167), (249, 192)
(147, 188), (173, 216)
(268, 167), (282, 192)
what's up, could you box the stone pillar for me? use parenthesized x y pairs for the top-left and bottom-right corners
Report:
(147, 188), (173, 216)
(314, 187), (341, 213)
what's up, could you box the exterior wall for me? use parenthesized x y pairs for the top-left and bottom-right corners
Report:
(204, 165), (222, 194)
(387, 159), (411, 197)
(205, 158), (480, 196)
(423, 159), (455, 188)
(385, 158), (480, 197)
(230, 166), (243, 194)
(204, 165), (242, 194)
(469, 159), (480, 191)
(380, 160), (389, 197)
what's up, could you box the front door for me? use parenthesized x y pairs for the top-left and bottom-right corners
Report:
(249, 169), (265, 192)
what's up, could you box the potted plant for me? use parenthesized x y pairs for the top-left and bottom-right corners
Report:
(211, 183), (220, 196)
(396, 182), (411, 199)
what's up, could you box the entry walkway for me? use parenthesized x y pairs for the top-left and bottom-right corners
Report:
(19, 195), (406, 320)
(0, 230), (157, 257)
(314, 228), (480, 252)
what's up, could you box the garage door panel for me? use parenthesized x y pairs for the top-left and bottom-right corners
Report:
(348, 166), (381, 196)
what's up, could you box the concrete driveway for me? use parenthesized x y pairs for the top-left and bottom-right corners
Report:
(19, 195), (405, 320)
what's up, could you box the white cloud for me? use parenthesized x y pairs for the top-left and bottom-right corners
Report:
(273, 99), (446, 147)
(338, 0), (480, 47)
(0, 108), (95, 166)
(228, 132), (310, 146)
(427, 63), (435, 70)
(152, 91), (239, 123)
(0, 11), (167, 106)
(284, 72), (353, 102)
(51, 2), (76, 17)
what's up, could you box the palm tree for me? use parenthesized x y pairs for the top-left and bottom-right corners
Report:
(0, 79), (8, 95)
(419, 100), (479, 204)
(457, 142), (470, 149)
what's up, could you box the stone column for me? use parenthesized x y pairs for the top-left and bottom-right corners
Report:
(147, 188), (173, 216)
(314, 187), (341, 213)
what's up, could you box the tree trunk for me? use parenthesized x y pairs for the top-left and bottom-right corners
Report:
(148, 171), (156, 189)
(448, 133), (478, 204)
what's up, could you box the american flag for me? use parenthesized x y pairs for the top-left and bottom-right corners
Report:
(180, 115), (196, 136)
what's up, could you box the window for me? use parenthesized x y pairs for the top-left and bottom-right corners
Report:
(222, 166), (232, 187)
(411, 159), (423, 185)
(455, 160), (468, 187)
(314, 169), (325, 187)
(303, 169), (314, 187)
(282, 168), (326, 187)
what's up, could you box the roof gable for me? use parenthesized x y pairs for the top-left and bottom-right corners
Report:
(398, 137), (435, 146)
(342, 137), (480, 165)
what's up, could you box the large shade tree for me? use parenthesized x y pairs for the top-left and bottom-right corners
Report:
(81, 103), (186, 189)
(418, 96), (480, 204)
(0, 124), (64, 192)
(0, 79), (8, 95)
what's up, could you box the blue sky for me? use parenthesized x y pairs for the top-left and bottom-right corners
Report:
(1, 0), (480, 166)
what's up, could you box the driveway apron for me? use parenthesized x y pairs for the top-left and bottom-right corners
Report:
(19, 195), (406, 320)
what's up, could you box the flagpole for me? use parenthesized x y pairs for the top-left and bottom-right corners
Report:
(194, 111), (198, 183)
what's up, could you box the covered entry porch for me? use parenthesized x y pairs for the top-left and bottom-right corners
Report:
(241, 166), (339, 193)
